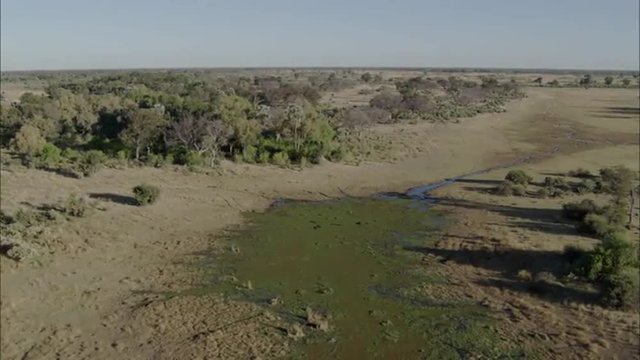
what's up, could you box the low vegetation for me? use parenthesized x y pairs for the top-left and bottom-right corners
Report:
(133, 184), (160, 206)
(0, 193), (95, 261)
(504, 170), (532, 185)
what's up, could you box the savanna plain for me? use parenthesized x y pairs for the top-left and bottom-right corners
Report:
(1, 69), (639, 359)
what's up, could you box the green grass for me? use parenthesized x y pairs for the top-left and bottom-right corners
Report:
(187, 198), (527, 359)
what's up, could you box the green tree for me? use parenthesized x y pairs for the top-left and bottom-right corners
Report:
(579, 74), (592, 87)
(604, 76), (614, 86)
(217, 94), (260, 154)
(120, 108), (167, 160)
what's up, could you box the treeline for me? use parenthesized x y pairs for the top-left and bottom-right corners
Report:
(0, 71), (523, 174)
(533, 74), (639, 88)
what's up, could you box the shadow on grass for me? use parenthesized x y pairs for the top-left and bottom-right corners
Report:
(451, 178), (504, 185)
(38, 166), (81, 179)
(405, 246), (599, 305)
(89, 193), (137, 206)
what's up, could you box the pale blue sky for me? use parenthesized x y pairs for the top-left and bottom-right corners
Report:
(1, 0), (638, 71)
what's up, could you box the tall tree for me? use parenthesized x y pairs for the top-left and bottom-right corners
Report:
(120, 108), (167, 160)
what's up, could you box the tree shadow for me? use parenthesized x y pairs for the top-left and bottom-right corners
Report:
(89, 193), (137, 206)
(604, 106), (640, 115)
(19, 201), (61, 213)
(405, 246), (599, 305)
(539, 172), (567, 177)
(453, 178), (503, 185)
(38, 166), (81, 179)
(437, 197), (582, 237)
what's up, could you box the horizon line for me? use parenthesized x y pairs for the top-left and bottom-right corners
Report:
(2, 65), (639, 75)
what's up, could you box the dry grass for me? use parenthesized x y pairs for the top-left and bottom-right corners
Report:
(1, 85), (638, 359)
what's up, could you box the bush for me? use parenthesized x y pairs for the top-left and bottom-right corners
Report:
(599, 166), (637, 197)
(132, 184), (160, 206)
(13, 209), (48, 226)
(573, 179), (596, 195)
(61, 148), (81, 162)
(493, 181), (527, 196)
(504, 170), (532, 185)
(567, 168), (592, 178)
(242, 145), (258, 164)
(543, 176), (570, 190)
(601, 270), (639, 309)
(534, 187), (550, 198)
(271, 151), (290, 167)
(573, 236), (638, 280)
(77, 150), (107, 177)
(116, 149), (129, 163)
(145, 153), (167, 168)
(581, 213), (621, 239)
(562, 199), (600, 221)
(185, 151), (205, 167)
(62, 194), (89, 217)
(36, 143), (62, 167)
(256, 151), (271, 164)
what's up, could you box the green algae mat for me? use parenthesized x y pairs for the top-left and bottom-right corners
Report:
(197, 198), (525, 359)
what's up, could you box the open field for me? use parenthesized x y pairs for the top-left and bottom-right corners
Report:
(1, 73), (639, 359)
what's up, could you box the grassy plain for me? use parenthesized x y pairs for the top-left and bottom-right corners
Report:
(1, 76), (638, 359)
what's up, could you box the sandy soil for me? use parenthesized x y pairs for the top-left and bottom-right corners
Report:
(1, 87), (638, 359)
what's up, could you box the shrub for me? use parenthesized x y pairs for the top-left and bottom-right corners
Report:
(242, 145), (258, 164)
(534, 187), (550, 198)
(562, 199), (600, 221)
(145, 153), (167, 168)
(272, 151), (290, 167)
(77, 150), (107, 177)
(504, 170), (532, 185)
(132, 184), (160, 206)
(13, 209), (48, 226)
(61, 148), (81, 162)
(36, 143), (62, 167)
(567, 168), (592, 178)
(256, 151), (271, 164)
(601, 270), (639, 309)
(493, 181), (526, 196)
(543, 176), (570, 190)
(573, 179), (596, 195)
(116, 149), (129, 163)
(573, 236), (637, 280)
(581, 213), (621, 239)
(599, 166), (637, 197)
(164, 153), (175, 165)
(185, 151), (205, 167)
(62, 194), (89, 217)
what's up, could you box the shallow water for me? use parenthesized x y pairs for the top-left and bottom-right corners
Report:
(199, 198), (523, 359)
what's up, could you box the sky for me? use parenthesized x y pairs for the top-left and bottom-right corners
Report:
(1, 0), (639, 71)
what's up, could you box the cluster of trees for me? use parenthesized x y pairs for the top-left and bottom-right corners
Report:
(561, 166), (639, 309)
(339, 76), (524, 134)
(1, 71), (524, 173)
(537, 74), (638, 88)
